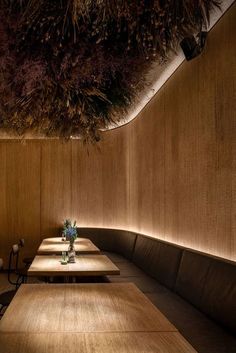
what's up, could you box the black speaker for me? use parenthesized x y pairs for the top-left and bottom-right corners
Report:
(180, 32), (207, 61)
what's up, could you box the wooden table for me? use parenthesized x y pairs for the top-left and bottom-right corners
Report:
(0, 284), (196, 352)
(37, 237), (100, 255)
(0, 283), (177, 333)
(27, 255), (120, 277)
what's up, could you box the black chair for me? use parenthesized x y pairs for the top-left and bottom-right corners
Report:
(18, 238), (34, 267)
(0, 245), (26, 318)
(0, 243), (30, 317)
(12, 244), (29, 284)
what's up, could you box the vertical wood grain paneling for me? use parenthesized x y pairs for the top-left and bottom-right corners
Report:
(164, 58), (201, 247)
(213, 9), (236, 259)
(0, 142), (41, 263)
(0, 143), (7, 263)
(41, 141), (72, 237)
(71, 141), (104, 227)
(129, 89), (166, 237)
(127, 5), (235, 259)
(151, 91), (166, 240)
(127, 4), (236, 259)
(71, 128), (129, 229)
(101, 128), (129, 229)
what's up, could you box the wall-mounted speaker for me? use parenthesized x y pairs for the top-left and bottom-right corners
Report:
(180, 32), (207, 61)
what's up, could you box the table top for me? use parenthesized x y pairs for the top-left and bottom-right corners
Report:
(27, 255), (120, 277)
(0, 332), (197, 353)
(37, 237), (100, 255)
(0, 283), (176, 333)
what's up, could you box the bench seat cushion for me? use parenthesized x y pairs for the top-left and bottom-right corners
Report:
(102, 251), (130, 264)
(175, 250), (212, 309)
(133, 234), (183, 289)
(201, 258), (236, 334)
(175, 249), (236, 334)
(132, 235), (160, 272)
(107, 275), (161, 293)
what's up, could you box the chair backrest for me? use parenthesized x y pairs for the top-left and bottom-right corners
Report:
(0, 258), (3, 270)
(10, 244), (20, 270)
(18, 239), (25, 247)
(8, 244), (20, 287)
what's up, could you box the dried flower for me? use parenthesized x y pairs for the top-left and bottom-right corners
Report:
(0, 0), (220, 141)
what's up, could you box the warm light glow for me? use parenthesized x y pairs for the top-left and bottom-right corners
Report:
(76, 224), (234, 261)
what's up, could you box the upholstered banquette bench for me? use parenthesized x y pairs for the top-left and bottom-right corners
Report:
(78, 227), (236, 353)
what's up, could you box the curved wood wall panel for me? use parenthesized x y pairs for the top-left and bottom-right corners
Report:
(0, 5), (235, 263)
(125, 5), (236, 260)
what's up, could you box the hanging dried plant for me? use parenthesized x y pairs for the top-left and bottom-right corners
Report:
(0, 0), (220, 141)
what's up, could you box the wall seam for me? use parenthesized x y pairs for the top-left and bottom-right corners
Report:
(39, 142), (42, 240)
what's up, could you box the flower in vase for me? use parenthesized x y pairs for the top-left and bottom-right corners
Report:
(63, 219), (78, 242)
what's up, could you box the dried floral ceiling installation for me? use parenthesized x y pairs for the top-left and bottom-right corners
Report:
(0, 0), (220, 141)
